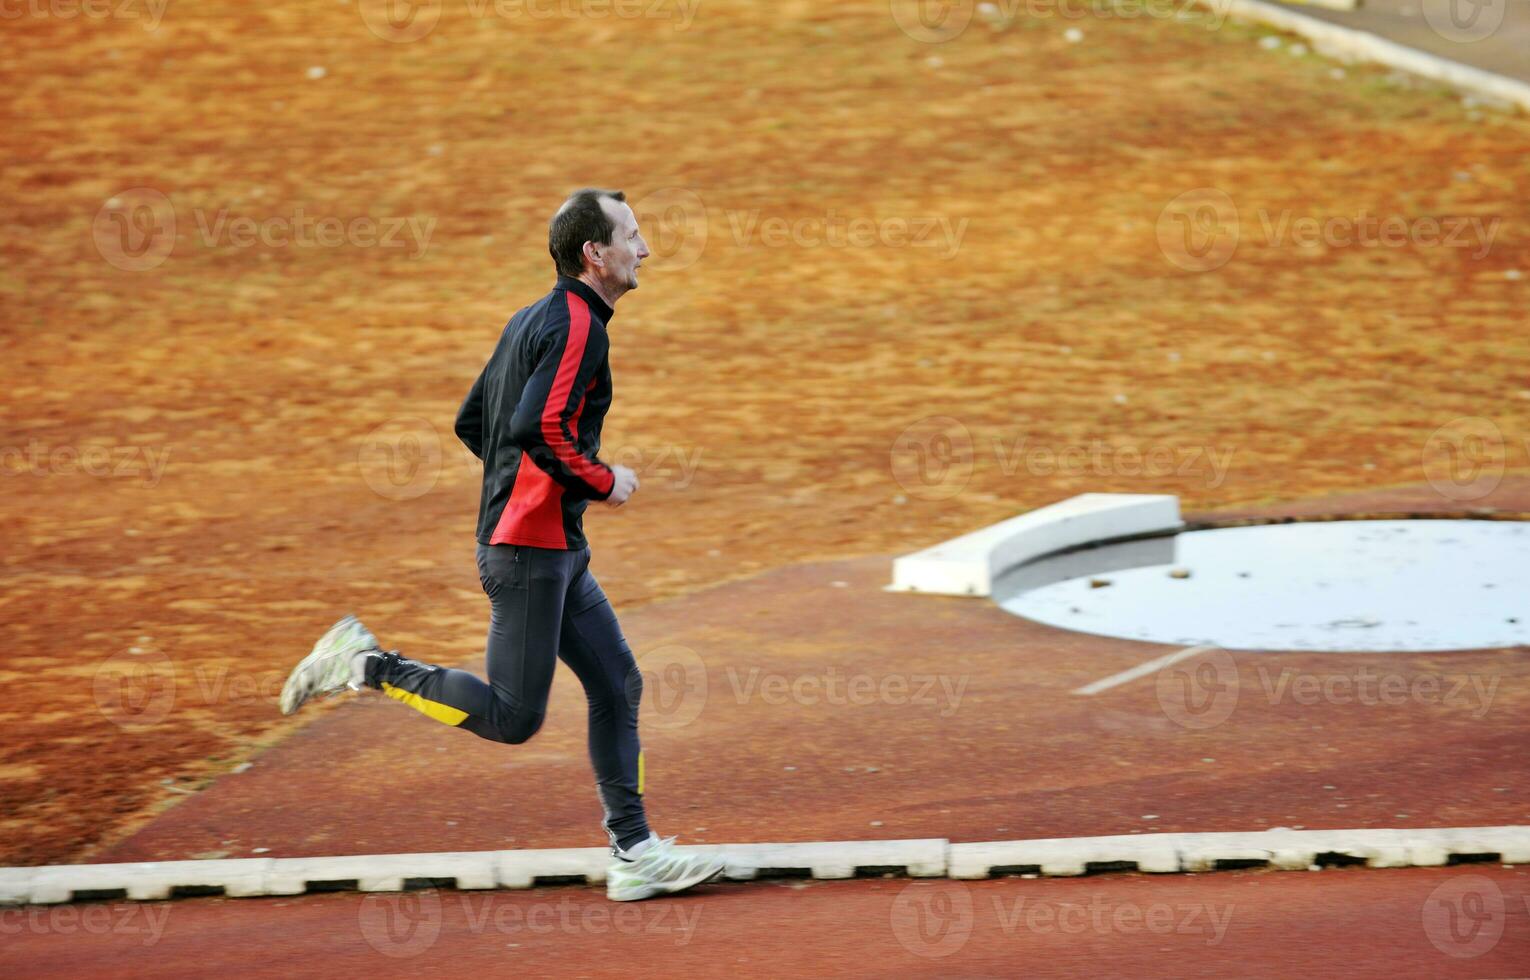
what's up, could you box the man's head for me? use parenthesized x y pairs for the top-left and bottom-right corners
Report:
(549, 188), (650, 304)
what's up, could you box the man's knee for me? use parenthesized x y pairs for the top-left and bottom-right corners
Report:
(502, 717), (544, 744)
(488, 695), (545, 744)
(584, 672), (641, 723)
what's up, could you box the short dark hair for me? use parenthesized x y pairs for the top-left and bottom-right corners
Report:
(549, 188), (626, 278)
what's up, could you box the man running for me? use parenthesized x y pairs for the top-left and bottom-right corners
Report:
(278, 188), (724, 902)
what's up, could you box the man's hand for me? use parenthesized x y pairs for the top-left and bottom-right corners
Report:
(605, 464), (639, 507)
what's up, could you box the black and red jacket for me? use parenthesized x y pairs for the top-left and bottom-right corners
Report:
(456, 277), (617, 550)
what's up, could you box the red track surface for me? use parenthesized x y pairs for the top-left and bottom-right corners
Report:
(3, 867), (1527, 978)
(9, 485), (1528, 978)
(94, 487), (1530, 863)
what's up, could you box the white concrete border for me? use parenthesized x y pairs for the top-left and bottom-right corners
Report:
(1, 828), (1522, 904)
(888, 493), (1183, 597)
(1214, 0), (1530, 112)
(1275, 0), (1359, 11)
(948, 826), (1530, 878)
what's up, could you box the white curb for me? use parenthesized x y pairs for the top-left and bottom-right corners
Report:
(889, 493), (1183, 597)
(949, 827), (1530, 879)
(1214, 0), (1530, 112)
(265, 851), (502, 895)
(702, 838), (949, 881)
(1277, 0), (1359, 11)
(1, 828), (1523, 905)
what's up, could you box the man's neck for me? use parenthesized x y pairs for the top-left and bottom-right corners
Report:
(577, 272), (620, 309)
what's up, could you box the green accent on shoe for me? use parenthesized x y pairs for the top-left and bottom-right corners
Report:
(606, 836), (726, 902)
(279, 614), (380, 715)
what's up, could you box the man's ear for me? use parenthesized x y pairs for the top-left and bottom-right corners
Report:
(582, 240), (603, 269)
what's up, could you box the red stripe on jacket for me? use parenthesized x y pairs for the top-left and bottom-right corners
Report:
(543, 293), (615, 495)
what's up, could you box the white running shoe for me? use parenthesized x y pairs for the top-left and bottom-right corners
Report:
(278, 615), (380, 716)
(606, 835), (726, 902)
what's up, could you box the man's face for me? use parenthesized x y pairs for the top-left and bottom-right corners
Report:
(591, 198), (650, 295)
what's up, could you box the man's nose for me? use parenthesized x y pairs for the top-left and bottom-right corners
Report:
(637, 238), (651, 259)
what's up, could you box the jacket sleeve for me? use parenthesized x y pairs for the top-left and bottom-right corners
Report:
(454, 365), (487, 460)
(508, 310), (615, 501)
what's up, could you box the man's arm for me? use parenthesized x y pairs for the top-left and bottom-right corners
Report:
(454, 365), (487, 460)
(508, 303), (616, 501)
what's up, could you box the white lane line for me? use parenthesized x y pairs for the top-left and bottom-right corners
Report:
(1072, 644), (1217, 696)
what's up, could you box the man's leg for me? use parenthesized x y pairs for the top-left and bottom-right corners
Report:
(567, 562), (725, 902)
(556, 550), (652, 853)
(362, 543), (573, 744)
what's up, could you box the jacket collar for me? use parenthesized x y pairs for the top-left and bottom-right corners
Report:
(555, 276), (615, 325)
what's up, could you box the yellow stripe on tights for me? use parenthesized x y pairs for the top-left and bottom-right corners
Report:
(381, 683), (469, 727)
(638, 750), (645, 795)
